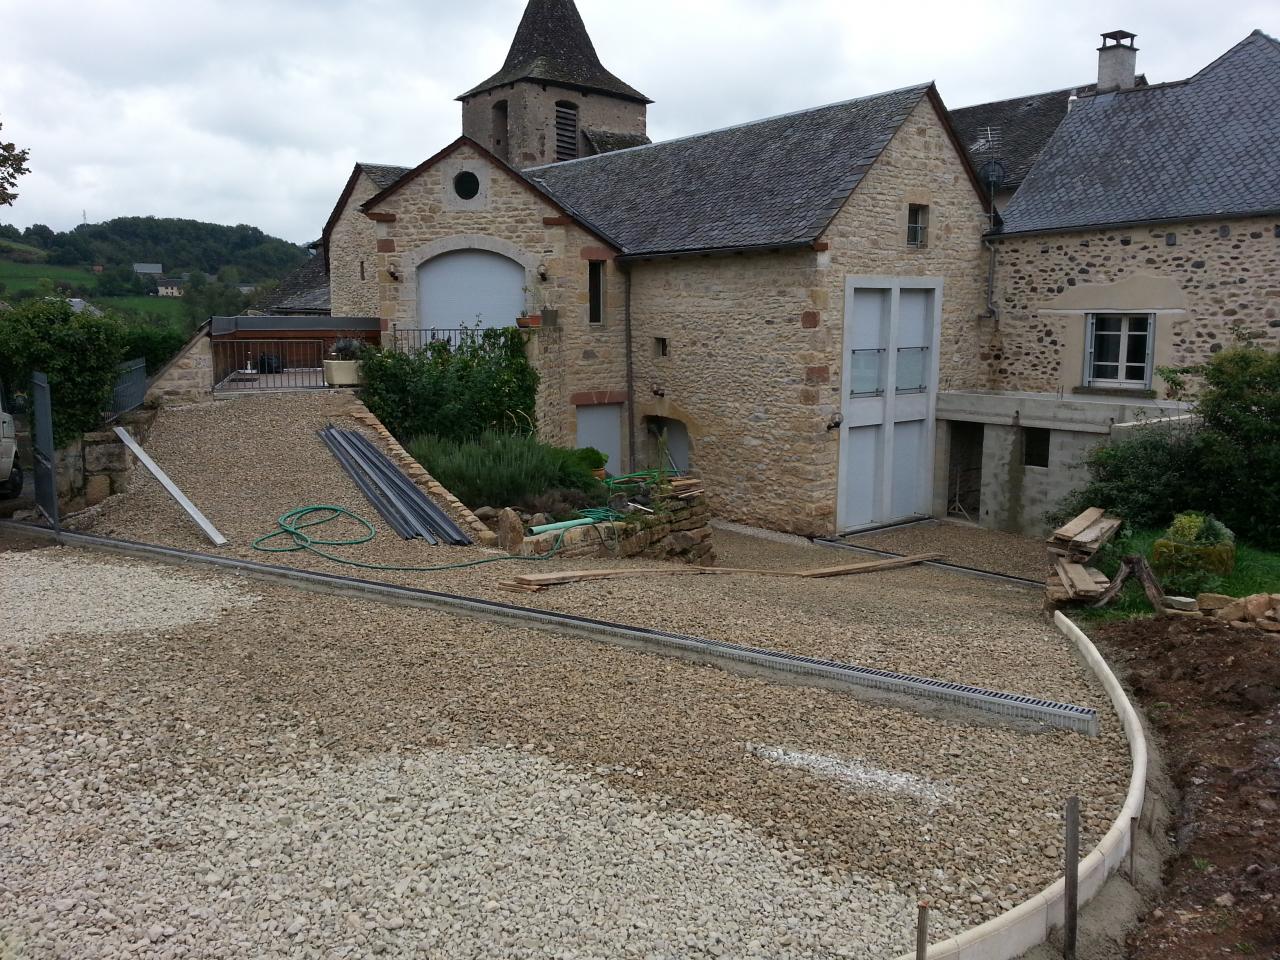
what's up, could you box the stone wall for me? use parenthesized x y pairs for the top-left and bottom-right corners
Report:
(626, 95), (989, 536)
(462, 82), (647, 169)
(512, 495), (714, 565)
(629, 250), (830, 534)
(821, 97), (992, 393)
(54, 408), (157, 512)
(145, 332), (213, 406)
(329, 171), (383, 317)
(368, 141), (629, 454)
(989, 216), (1280, 394)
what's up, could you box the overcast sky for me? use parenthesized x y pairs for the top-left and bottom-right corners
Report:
(2, 0), (1274, 244)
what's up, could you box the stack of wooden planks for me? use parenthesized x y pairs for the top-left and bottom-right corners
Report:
(668, 477), (704, 499)
(496, 553), (942, 593)
(1045, 507), (1123, 602)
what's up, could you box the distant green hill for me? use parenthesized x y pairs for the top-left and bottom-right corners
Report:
(0, 216), (308, 282)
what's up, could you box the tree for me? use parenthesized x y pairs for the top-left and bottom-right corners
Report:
(0, 119), (30, 206)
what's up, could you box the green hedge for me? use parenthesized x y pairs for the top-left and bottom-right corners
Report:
(121, 320), (191, 375)
(360, 329), (538, 444)
(1058, 345), (1280, 548)
(409, 430), (606, 513)
(0, 298), (126, 445)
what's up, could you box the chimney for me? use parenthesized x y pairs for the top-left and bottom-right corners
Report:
(1097, 30), (1139, 92)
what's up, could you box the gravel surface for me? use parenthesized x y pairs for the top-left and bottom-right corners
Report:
(78, 396), (1096, 710)
(847, 521), (1052, 582)
(0, 548), (1132, 958)
(0, 549), (258, 648)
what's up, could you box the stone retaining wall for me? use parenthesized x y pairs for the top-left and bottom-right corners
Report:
(146, 329), (214, 405)
(512, 496), (714, 564)
(56, 409), (158, 512)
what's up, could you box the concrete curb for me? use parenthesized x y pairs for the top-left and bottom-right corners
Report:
(0, 521), (1097, 735)
(893, 612), (1148, 959)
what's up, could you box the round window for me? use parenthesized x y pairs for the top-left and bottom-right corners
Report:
(453, 171), (480, 200)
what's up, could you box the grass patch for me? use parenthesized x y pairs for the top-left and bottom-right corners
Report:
(0, 260), (98, 292)
(1079, 528), (1280, 623)
(408, 430), (607, 517)
(0, 238), (48, 261)
(97, 295), (187, 320)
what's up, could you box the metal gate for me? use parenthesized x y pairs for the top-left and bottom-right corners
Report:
(30, 372), (59, 530)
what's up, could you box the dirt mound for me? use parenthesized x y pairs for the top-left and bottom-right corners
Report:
(1094, 616), (1280, 959)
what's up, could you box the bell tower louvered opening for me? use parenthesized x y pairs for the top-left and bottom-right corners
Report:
(555, 101), (580, 161)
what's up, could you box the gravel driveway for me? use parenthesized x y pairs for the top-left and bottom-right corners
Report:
(0, 545), (1130, 959)
(80, 396), (1094, 709)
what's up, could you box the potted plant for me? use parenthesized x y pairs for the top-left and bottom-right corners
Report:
(323, 338), (367, 387)
(516, 314), (542, 329)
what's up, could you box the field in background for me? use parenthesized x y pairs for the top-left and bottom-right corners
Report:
(0, 260), (99, 293)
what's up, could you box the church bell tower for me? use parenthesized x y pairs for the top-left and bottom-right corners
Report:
(458, 0), (651, 168)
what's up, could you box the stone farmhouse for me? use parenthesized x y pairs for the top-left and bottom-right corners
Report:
(271, 0), (1280, 537)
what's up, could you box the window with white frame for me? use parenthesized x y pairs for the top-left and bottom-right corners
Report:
(1086, 313), (1154, 388)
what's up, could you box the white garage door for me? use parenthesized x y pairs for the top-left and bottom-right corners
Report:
(417, 250), (525, 330)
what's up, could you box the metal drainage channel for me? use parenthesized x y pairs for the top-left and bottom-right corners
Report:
(0, 521), (1098, 736)
(814, 537), (1045, 590)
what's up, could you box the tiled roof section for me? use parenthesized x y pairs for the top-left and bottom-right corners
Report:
(267, 255), (331, 315)
(357, 163), (411, 190)
(527, 84), (931, 256)
(1000, 31), (1280, 234)
(951, 85), (1094, 191)
(951, 78), (1150, 191)
(583, 129), (651, 155)
(460, 0), (649, 103)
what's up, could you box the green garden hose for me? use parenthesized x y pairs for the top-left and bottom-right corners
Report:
(252, 505), (567, 574)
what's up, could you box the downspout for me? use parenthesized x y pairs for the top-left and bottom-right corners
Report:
(621, 261), (637, 472)
(984, 238), (1000, 326)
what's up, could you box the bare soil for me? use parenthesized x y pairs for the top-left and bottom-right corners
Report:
(1093, 615), (1280, 959)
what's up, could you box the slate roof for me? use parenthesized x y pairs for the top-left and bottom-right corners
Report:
(999, 31), (1280, 234)
(358, 162), (411, 190)
(267, 255), (331, 315)
(583, 129), (651, 155)
(952, 85), (1093, 191)
(527, 84), (938, 257)
(460, 0), (649, 103)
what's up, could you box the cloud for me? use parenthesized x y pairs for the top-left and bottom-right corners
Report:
(1, 0), (1273, 242)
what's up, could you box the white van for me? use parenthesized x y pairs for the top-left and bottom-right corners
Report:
(0, 391), (21, 499)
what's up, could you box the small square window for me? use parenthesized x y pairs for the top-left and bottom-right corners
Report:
(654, 337), (669, 358)
(907, 204), (929, 248)
(1087, 313), (1153, 388)
(1023, 428), (1051, 469)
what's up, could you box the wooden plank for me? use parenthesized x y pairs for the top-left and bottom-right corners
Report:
(1051, 508), (1105, 543)
(1056, 559), (1102, 598)
(496, 581), (545, 595)
(1071, 516), (1123, 553)
(1092, 559), (1133, 608)
(794, 554), (944, 578)
(513, 553), (944, 588)
(1130, 555), (1168, 616)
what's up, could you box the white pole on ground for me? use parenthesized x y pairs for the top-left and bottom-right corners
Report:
(1064, 795), (1081, 960)
(113, 427), (228, 547)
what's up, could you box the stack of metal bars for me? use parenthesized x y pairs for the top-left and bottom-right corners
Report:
(317, 426), (472, 546)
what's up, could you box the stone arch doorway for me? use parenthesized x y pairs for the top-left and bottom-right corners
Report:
(416, 249), (525, 330)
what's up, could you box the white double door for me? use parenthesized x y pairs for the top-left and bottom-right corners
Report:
(837, 277), (942, 532)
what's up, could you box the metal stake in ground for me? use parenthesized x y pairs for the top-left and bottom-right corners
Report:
(1064, 795), (1081, 960)
(915, 901), (929, 960)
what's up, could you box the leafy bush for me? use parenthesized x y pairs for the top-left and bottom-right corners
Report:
(1056, 345), (1280, 548)
(361, 329), (539, 444)
(1053, 424), (1209, 530)
(121, 320), (191, 375)
(329, 338), (366, 361)
(409, 430), (606, 514)
(1151, 511), (1236, 596)
(0, 298), (126, 445)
